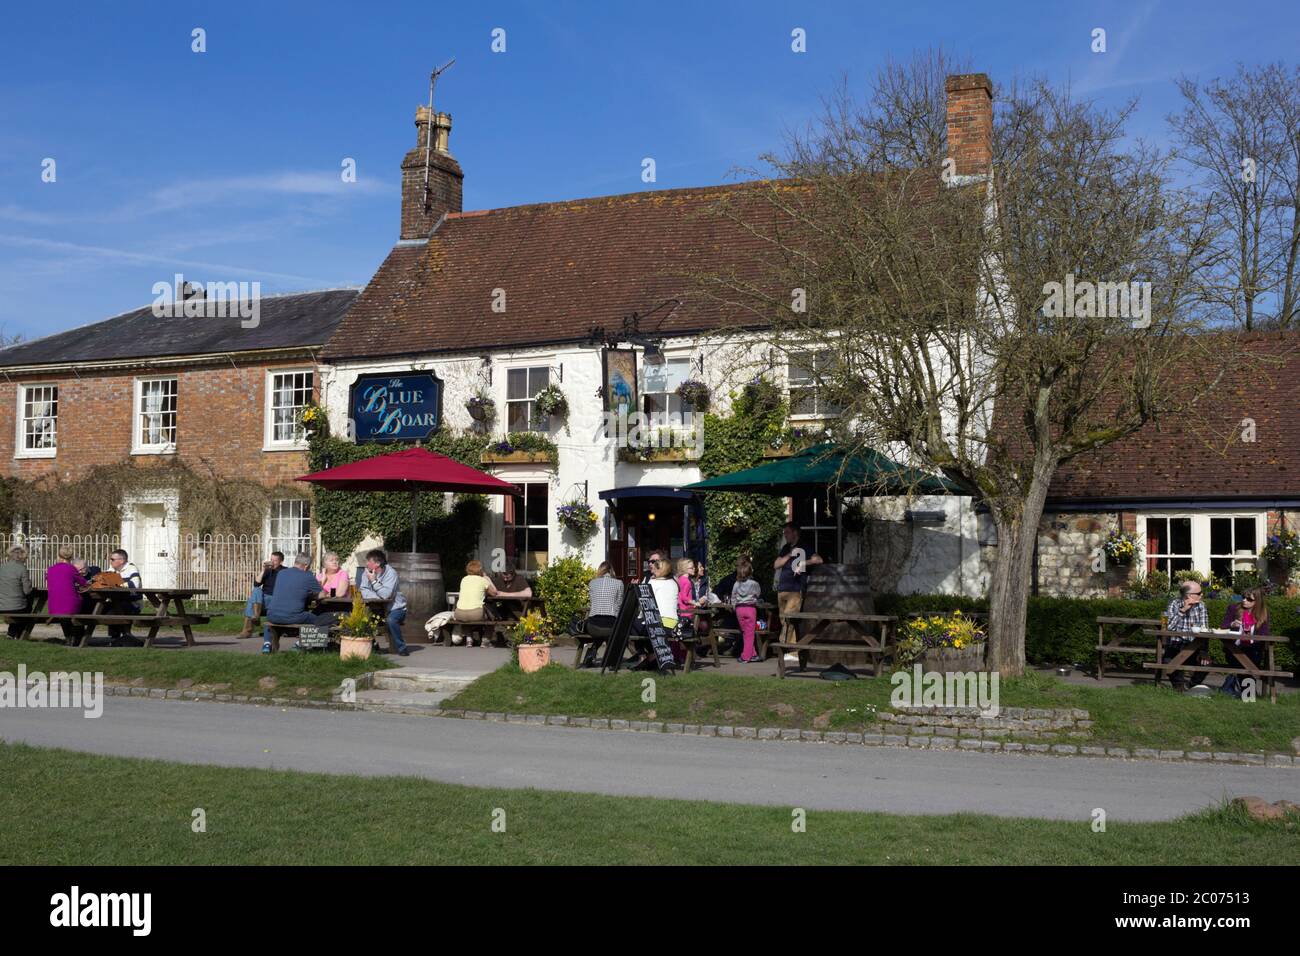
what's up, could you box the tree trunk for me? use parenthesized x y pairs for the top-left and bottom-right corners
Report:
(986, 467), (1055, 677)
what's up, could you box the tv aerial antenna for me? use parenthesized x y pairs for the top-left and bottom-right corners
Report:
(423, 57), (456, 211)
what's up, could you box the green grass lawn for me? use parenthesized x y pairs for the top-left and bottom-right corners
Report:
(444, 664), (1300, 755)
(0, 640), (393, 700)
(2, 743), (1294, 865)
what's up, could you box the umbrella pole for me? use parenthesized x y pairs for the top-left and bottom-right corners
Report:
(410, 490), (418, 554)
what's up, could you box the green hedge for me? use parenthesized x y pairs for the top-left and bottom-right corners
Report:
(874, 593), (1299, 672)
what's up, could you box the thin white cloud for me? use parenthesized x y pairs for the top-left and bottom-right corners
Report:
(0, 233), (345, 286)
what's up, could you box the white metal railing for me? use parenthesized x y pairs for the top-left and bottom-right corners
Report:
(0, 533), (122, 589)
(0, 532), (266, 605)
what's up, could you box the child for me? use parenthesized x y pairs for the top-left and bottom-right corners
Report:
(731, 557), (763, 662)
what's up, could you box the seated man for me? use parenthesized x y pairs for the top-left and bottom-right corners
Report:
(1162, 580), (1210, 690)
(104, 549), (143, 647)
(262, 553), (336, 654)
(487, 563), (532, 620)
(358, 549), (409, 657)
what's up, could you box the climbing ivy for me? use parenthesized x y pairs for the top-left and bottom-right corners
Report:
(697, 383), (790, 598)
(307, 428), (493, 573)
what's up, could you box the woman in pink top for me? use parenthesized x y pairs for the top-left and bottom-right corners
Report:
(46, 546), (89, 644)
(675, 558), (697, 622)
(316, 552), (350, 598)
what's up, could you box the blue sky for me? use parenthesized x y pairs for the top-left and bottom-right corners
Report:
(1, 0), (1296, 339)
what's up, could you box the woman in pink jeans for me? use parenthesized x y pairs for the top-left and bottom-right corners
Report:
(730, 558), (763, 662)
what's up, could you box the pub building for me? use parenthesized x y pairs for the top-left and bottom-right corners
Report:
(318, 81), (1300, 601)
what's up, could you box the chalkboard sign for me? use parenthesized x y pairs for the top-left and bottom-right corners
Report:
(635, 583), (677, 671)
(600, 582), (676, 673)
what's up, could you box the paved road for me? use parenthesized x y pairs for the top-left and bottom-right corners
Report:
(3, 697), (1296, 820)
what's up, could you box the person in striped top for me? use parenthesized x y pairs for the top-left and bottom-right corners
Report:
(582, 563), (625, 667)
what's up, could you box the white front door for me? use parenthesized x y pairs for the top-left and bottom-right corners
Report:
(134, 503), (176, 588)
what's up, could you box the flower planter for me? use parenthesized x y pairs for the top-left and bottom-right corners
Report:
(617, 447), (697, 463)
(518, 644), (552, 673)
(917, 643), (986, 673)
(340, 635), (374, 661)
(480, 451), (556, 465)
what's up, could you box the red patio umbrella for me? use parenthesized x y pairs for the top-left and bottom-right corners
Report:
(297, 447), (520, 553)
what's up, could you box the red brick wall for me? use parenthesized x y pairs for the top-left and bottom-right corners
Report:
(0, 359), (317, 487)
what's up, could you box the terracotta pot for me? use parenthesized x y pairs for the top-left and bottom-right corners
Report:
(518, 644), (552, 673)
(340, 635), (374, 661)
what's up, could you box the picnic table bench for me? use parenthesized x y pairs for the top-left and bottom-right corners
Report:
(774, 611), (898, 678)
(1142, 628), (1293, 702)
(1095, 616), (1163, 679)
(3, 587), (210, 647)
(691, 602), (778, 665)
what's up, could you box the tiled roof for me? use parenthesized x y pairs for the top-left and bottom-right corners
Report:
(0, 288), (359, 368)
(320, 182), (790, 360)
(1042, 334), (1300, 501)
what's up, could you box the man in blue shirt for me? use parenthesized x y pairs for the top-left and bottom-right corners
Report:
(358, 549), (409, 657)
(773, 522), (822, 658)
(262, 554), (337, 654)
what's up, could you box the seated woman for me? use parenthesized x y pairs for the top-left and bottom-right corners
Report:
(675, 558), (698, 630)
(453, 559), (498, 646)
(46, 547), (89, 646)
(316, 551), (350, 599)
(582, 562), (624, 667)
(1219, 587), (1270, 697)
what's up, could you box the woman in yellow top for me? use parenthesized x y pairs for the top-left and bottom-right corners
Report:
(454, 559), (498, 623)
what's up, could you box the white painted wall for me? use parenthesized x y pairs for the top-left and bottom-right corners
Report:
(319, 333), (983, 595)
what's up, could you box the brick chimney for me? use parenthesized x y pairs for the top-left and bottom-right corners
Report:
(400, 106), (463, 239)
(944, 73), (993, 178)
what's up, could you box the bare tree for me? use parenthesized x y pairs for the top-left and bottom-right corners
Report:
(1170, 62), (1300, 328)
(699, 53), (1235, 675)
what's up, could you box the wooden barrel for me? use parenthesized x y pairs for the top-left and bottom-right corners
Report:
(385, 552), (445, 642)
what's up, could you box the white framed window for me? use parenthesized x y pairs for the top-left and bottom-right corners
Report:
(15, 384), (58, 458)
(641, 356), (694, 418)
(134, 377), (177, 453)
(792, 492), (840, 563)
(505, 366), (551, 432)
(267, 499), (312, 560)
(265, 369), (314, 449)
(1139, 512), (1264, 582)
(788, 351), (842, 418)
(503, 481), (549, 572)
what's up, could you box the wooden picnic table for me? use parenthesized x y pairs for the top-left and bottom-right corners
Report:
(3, 587), (211, 648)
(313, 594), (390, 617)
(774, 611), (898, 678)
(691, 601), (778, 665)
(1141, 628), (1293, 702)
(1095, 616), (1162, 679)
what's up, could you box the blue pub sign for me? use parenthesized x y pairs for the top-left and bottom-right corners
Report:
(348, 372), (443, 443)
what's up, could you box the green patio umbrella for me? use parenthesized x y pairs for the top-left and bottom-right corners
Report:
(682, 443), (962, 497)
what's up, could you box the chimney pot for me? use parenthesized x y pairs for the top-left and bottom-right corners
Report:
(401, 104), (463, 239)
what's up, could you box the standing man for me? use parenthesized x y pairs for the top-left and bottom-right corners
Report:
(1163, 579), (1211, 690)
(0, 546), (33, 639)
(262, 554), (337, 654)
(240, 551), (283, 639)
(773, 522), (822, 661)
(105, 548), (143, 647)
(360, 549), (409, 657)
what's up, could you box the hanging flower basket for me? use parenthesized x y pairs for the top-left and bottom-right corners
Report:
(299, 404), (327, 439)
(532, 385), (568, 426)
(557, 501), (599, 538)
(1102, 528), (1139, 566)
(676, 379), (711, 411)
(466, 392), (496, 424)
